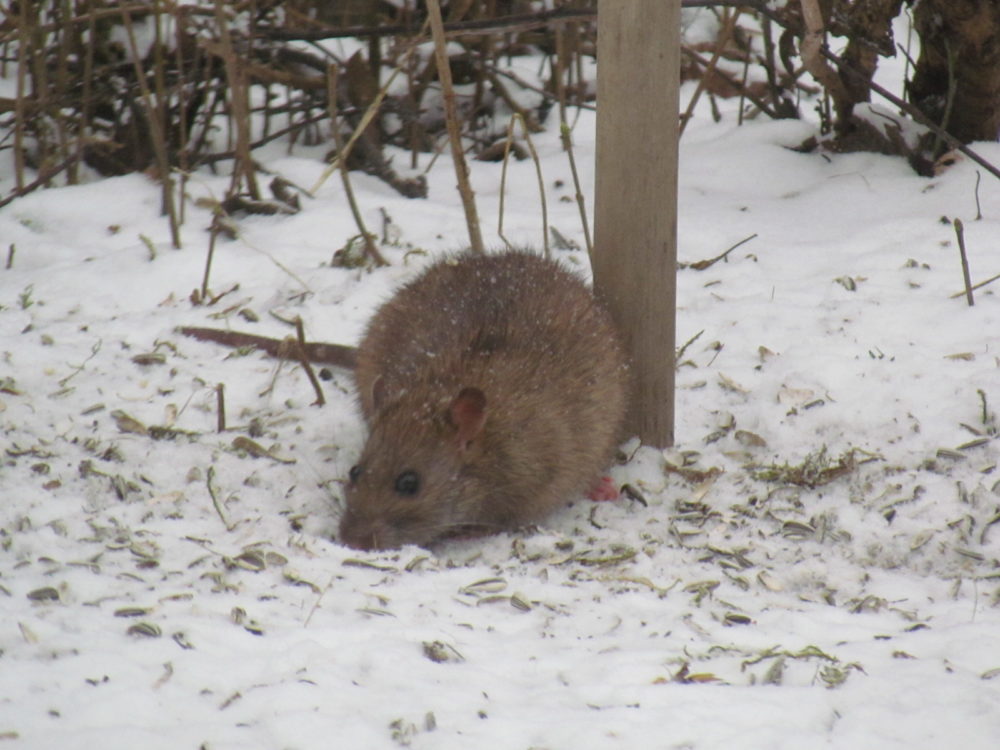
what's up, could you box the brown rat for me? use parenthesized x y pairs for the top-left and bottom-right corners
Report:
(339, 249), (629, 550)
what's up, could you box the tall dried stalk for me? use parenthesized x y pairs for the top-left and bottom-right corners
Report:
(121, 8), (182, 248)
(213, 0), (260, 201)
(427, 0), (485, 254)
(327, 64), (386, 267)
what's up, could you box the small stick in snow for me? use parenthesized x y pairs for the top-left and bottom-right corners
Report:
(954, 218), (974, 306)
(294, 317), (326, 407)
(201, 223), (219, 302)
(498, 114), (549, 256)
(216, 382), (226, 433)
(177, 326), (358, 369)
(974, 171), (983, 221)
(206, 466), (235, 532)
(685, 233), (758, 270)
(5, 244), (14, 270)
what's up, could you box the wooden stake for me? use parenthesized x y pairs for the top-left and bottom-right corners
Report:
(593, 0), (679, 448)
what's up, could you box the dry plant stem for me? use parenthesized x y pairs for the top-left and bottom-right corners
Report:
(560, 122), (592, 257)
(738, 53), (751, 126)
(216, 383), (226, 433)
(520, 120), (549, 257)
(178, 326), (358, 368)
(687, 233), (758, 270)
(294, 317), (326, 407)
(954, 218), (974, 307)
(206, 466), (235, 531)
(679, 7), (742, 137)
(214, 1), (260, 201)
(497, 114), (549, 256)
(974, 171), (983, 220)
(497, 119), (515, 249)
(799, 0), (852, 124)
(76, 9), (97, 185)
(13, 1), (27, 191)
(427, 0), (485, 254)
(326, 65), (386, 267)
(554, 21), (568, 127)
(202, 223), (220, 301)
(121, 9), (182, 249)
(6, 244), (15, 270)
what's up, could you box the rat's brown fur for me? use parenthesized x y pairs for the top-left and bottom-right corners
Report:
(339, 250), (629, 550)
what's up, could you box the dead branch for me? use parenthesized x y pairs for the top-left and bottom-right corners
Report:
(178, 326), (357, 369)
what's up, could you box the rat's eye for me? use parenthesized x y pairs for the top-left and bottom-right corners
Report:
(348, 465), (363, 484)
(394, 470), (420, 496)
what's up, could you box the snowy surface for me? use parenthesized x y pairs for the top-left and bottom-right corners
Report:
(3, 30), (1000, 750)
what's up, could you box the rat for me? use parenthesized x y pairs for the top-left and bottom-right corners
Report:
(339, 249), (629, 550)
(179, 249), (629, 551)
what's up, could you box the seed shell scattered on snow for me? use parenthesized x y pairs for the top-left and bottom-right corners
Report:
(422, 641), (464, 664)
(459, 577), (507, 596)
(114, 607), (151, 618)
(343, 558), (398, 572)
(126, 622), (161, 638)
(27, 587), (60, 602)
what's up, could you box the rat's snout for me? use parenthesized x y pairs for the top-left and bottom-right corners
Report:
(338, 509), (392, 551)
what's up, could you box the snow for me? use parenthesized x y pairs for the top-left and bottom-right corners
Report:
(3, 38), (1000, 750)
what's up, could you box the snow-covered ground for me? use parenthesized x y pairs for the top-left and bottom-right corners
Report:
(2, 20), (1000, 750)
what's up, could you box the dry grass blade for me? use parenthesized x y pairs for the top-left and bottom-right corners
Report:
(953, 218), (974, 306)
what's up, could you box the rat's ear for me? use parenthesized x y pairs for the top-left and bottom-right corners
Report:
(449, 387), (487, 451)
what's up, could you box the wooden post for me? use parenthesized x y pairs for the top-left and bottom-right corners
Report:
(593, 0), (679, 448)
